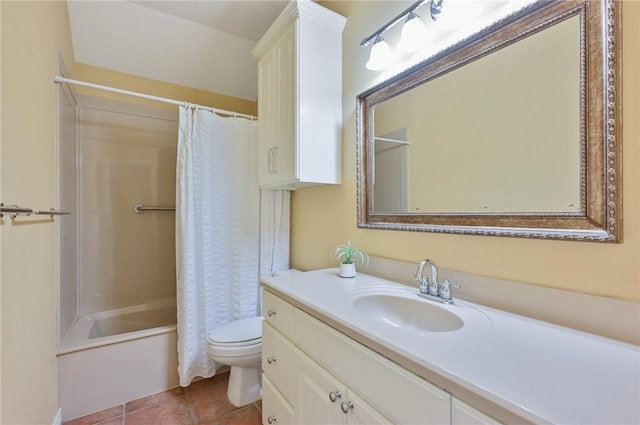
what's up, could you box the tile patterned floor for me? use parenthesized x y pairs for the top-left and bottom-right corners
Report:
(63, 373), (262, 425)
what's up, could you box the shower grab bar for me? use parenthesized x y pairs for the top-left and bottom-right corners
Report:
(0, 203), (70, 219)
(133, 203), (175, 214)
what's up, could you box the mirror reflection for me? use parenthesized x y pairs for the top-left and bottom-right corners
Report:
(372, 15), (581, 214)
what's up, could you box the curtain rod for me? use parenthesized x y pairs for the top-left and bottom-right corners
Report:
(53, 75), (256, 120)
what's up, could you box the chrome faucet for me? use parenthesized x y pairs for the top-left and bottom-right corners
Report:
(413, 258), (430, 294)
(414, 258), (439, 296)
(413, 258), (460, 304)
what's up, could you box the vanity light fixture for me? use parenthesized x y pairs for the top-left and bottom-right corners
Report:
(430, 0), (444, 21)
(361, 0), (444, 70)
(398, 11), (429, 53)
(365, 35), (394, 70)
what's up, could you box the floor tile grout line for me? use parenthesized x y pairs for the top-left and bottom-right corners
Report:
(122, 393), (197, 425)
(184, 386), (200, 425)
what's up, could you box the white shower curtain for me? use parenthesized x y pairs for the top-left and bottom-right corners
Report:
(260, 190), (290, 278)
(176, 106), (289, 387)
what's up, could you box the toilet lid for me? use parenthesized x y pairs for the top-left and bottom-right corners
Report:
(208, 316), (262, 346)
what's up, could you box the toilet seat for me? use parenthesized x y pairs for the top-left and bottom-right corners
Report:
(207, 316), (262, 346)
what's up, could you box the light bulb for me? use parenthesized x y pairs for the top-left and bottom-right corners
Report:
(398, 12), (429, 53)
(366, 36), (393, 71)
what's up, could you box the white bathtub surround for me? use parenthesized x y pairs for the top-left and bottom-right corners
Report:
(176, 107), (290, 387)
(71, 96), (178, 322)
(56, 95), (183, 422)
(57, 329), (179, 421)
(59, 299), (176, 352)
(261, 270), (640, 425)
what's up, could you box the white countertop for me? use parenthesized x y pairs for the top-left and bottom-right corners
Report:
(261, 269), (640, 425)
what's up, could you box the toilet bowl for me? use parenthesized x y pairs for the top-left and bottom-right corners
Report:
(207, 316), (263, 407)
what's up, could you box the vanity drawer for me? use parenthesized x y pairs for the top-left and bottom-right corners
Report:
(262, 374), (294, 425)
(293, 308), (451, 425)
(262, 289), (294, 339)
(262, 321), (295, 403)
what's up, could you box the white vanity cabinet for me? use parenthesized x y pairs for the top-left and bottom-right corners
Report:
(452, 398), (503, 425)
(261, 268), (640, 425)
(251, 1), (346, 190)
(262, 375), (293, 425)
(262, 291), (295, 425)
(261, 289), (452, 425)
(296, 348), (391, 425)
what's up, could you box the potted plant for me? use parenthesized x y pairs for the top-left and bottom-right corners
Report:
(330, 240), (369, 278)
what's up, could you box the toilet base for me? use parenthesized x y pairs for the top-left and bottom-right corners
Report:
(226, 365), (262, 407)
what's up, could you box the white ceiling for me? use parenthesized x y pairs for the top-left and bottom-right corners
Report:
(66, 0), (290, 101)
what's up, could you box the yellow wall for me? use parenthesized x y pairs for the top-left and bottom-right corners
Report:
(0, 4), (258, 423)
(290, 1), (640, 303)
(1, 1), (75, 423)
(75, 63), (257, 116)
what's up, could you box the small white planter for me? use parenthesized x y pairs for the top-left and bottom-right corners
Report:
(338, 263), (357, 278)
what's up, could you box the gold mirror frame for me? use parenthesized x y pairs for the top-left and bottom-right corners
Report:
(356, 0), (622, 242)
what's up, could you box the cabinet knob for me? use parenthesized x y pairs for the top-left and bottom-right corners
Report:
(340, 401), (354, 414)
(267, 415), (277, 424)
(267, 309), (276, 317)
(267, 356), (277, 365)
(328, 391), (342, 403)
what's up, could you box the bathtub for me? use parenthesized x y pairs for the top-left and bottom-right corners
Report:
(59, 298), (176, 352)
(57, 298), (179, 421)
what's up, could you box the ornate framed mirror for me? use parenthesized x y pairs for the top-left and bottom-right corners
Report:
(356, 0), (621, 241)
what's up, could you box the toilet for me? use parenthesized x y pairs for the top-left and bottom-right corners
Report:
(207, 316), (263, 407)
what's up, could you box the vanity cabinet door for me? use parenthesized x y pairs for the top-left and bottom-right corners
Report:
(262, 375), (293, 425)
(452, 398), (503, 425)
(256, 40), (277, 187)
(262, 322), (295, 403)
(252, 1), (345, 190)
(347, 391), (393, 425)
(295, 348), (392, 425)
(256, 22), (296, 188)
(295, 349), (348, 425)
(294, 308), (451, 424)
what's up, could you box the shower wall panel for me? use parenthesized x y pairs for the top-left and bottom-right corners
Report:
(58, 80), (79, 341)
(78, 96), (177, 314)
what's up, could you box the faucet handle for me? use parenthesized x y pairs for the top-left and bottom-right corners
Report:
(417, 275), (429, 294)
(446, 280), (461, 289)
(439, 280), (461, 302)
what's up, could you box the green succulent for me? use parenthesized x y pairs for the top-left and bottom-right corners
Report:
(330, 241), (369, 265)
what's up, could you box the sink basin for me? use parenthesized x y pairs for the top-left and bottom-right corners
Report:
(350, 291), (464, 333)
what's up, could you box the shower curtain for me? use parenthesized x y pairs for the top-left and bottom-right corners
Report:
(176, 106), (289, 386)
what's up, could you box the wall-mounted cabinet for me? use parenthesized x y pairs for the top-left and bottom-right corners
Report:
(251, 1), (346, 190)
